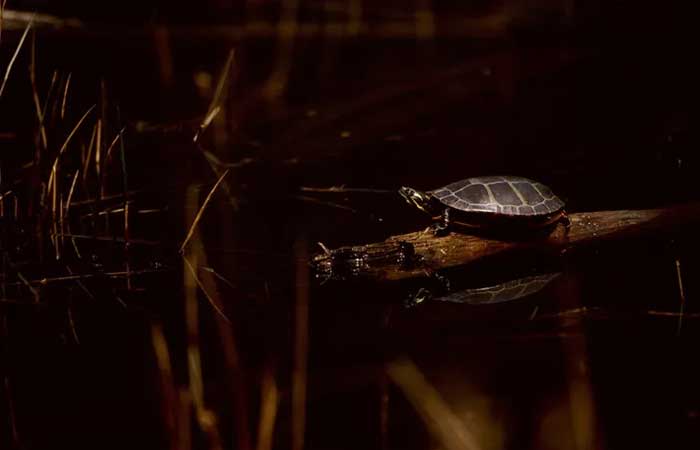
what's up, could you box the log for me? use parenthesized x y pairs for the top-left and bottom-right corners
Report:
(312, 203), (700, 281)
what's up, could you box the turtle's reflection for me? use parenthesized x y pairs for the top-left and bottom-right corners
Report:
(407, 272), (561, 307)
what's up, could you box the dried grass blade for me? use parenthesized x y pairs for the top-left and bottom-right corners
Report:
(180, 169), (230, 253)
(199, 266), (236, 289)
(183, 255), (231, 323)
(41, 69), (59, 119)
(124, 201), (131, 290)
(64, 170), (79, 217)
(387, 358), (482, 450)
(61, 72), (71, 119)
(151, 321), (178, 449)
(184, 181), (250, 449)
(58, 104), (95, 156)
(3, 375), (19, 447)
(256, 366), (279, 450)
(200, 105), (221, 132)
(82, 123), (97, 181)
(17, 272), (39, 302)
(183, 249), (204, 413)
(65, 266), (94, 300)
(67, 302), (80, 343)
(29, 32), (48, 149)
(0, 14), (33, 100)
(95, 118), (101, 180)
(103, 126), (126, 168)
(194, 49), (235, 142)
(59, 196), (64, 248)
(46, 104), (94, 205)
(675, 258), (686, 336)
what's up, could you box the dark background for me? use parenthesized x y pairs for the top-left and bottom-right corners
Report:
(2, 1), (700, 450)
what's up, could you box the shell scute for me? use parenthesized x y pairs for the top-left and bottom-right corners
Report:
(533, 204), (549, 214)
(533, 182), (555, 199)
(458, 184), (490, 205)
(512, 182), (544, 204)
(488, 182), (523, 206)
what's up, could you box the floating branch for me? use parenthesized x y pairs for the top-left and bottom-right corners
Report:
(312, 203), (700, 281)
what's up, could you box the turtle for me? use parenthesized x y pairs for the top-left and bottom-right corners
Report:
(407, 272), (561, 307)
(399, 176), (569, 234)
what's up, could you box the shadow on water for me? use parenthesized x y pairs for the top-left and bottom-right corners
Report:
(2, 2), (700, 450)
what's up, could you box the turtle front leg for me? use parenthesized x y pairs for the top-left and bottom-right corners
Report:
(432, 208), (451, 236)
(561, 210), (571, 235)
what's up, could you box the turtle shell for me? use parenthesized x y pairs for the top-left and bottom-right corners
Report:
(429, 176), (564, 216)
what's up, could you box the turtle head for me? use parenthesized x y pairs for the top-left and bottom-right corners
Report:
(399, 186), (432, 214)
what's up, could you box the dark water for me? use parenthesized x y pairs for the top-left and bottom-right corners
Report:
(2, 2), (700, 450)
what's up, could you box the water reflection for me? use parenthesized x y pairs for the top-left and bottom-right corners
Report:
(407, 272), (561, 307)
